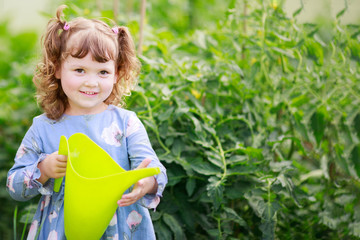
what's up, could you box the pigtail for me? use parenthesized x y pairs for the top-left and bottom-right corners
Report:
(33, 5), (69, 120)
(104, 26), (141, 107)
(43, 5), (68, 72)
(115, 26), (141, 81)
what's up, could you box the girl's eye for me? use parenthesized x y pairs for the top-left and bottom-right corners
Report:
(99, 70), (109, 76)
(75, 69), (84, 74)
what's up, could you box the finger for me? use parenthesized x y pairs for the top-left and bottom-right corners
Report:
(121, 190), (139, 200)
(55, 162), (67, 170)
(117, 197), (138, 207)
(54, 172), (66, 178)
(57, 155), (68, 162)
(135, 158), (151, 170)
(117, 200), (134, 207)
(55, 167), (67, 173)
(56, 161), (67, 168)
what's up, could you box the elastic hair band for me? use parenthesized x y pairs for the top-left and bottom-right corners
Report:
(112, 27), (119, 34)
(63, 22), (70, 31)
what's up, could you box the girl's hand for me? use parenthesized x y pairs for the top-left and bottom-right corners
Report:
(117, 158), (158, 207)
(37, 151), (67, 184)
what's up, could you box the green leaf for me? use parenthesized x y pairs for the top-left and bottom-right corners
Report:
(277, 174), (301, 207)
(259, 218), (276, 240)
(193, 30), (207, 49)
(272, 47), (295, 58)
(227, 164), (257, 176)
(205, 151), (223, 168)
(310, 106), (327, 146)
(350, 144), (360, 178)
(207, 176), (224, 210)
(150, 211), (162, 221)
(158, 106), (174, 121)
(229, 61), (244, 77)
(334, 144), (350, 175)
(223, 207), (247, 227)
(353, 113), (360, 139)
(186, 178), (196, 196)
(305, 38), (324, 65)
(290, 94), (310, 108)
(154, 221), (172, 240)
(191, 161), (221, 176)
(171, 138), (184, 157)
(244, 191), (266, 218)
(350, 222), (360, 237)
(292, 6), (303, 17)
(163, 213), (186, 240)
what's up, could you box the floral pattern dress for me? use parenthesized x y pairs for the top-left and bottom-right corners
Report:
(6, 105), (167, 240)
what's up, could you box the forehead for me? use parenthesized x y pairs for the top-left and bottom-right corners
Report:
(63, 53), (115, 68)
(64, 30), (118, 62)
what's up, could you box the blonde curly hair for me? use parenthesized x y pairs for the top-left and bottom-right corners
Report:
(33, 5), (141, 120)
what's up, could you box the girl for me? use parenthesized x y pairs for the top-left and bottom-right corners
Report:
(6, 5), (167, 240)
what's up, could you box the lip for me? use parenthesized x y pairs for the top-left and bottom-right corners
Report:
(79, 90), (99, 96)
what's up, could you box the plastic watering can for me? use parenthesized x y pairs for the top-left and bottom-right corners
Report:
(53, 133), (160, 240)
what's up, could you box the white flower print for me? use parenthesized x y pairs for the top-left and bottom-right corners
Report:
(101, 121), (123, 147)
(23, 169), (32, 189)
(28, 220), (38, 240)
(47, 230), (58, 240)
(7, 172), (15, 193)
(126, 115), (140, 137)
(40, 195), (51, 211)
(31, 138), (41, 154)
(15, 144), (27, 159)
(126, 210), (142, 233)
(49, 211), (58, 223)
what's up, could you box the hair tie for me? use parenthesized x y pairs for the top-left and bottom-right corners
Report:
(112, 27), (119, 34)
(63, 22), (70, 31)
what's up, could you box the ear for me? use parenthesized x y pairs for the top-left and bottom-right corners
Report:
(113, 73), (118, 84)
(55, 66), (61, 79)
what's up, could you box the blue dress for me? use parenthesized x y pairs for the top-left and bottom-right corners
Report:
(6, 105), (167, 240)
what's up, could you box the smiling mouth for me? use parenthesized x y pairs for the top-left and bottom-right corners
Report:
(80, 91), (98, 95)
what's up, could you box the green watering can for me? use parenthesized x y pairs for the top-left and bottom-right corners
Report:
(53, 133), (160, 240)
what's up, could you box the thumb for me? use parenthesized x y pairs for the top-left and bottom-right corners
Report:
(136, 158), (151, 169)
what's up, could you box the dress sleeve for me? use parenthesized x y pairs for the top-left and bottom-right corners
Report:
(6, 118), (53, 201)
(125, 112), (167, 210)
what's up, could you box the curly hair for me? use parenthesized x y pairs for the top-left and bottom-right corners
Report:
(33, 5), (141, 120)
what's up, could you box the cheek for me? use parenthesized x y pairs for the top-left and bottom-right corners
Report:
(60, 75), (79, 94)
(104, 81), (115, 94)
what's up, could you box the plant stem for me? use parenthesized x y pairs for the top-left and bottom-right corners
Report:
(138, 0), (146, 55)
(217, 217), (222, 239)
(13, 206), (17, 240)
(21, 207), (32, 240)
(214, 135), (227, 181)
(139, 92), (171, 156)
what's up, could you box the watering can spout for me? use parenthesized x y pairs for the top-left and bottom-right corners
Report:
(54, 133), (160, 240)
(114, 167), (161, 191)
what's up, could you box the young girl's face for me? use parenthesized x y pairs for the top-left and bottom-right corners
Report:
(56, 53), (117, 115)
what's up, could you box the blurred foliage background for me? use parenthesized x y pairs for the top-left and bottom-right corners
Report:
(1, 0), (360, 239)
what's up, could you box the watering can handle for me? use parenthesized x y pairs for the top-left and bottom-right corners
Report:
(54, 136), (68, 192)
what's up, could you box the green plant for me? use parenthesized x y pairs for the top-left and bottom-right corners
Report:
(125, 1), (360, 239)
(0, 20), (41, 239)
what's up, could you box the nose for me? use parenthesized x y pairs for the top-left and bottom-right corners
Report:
(84, 74), (99, 87)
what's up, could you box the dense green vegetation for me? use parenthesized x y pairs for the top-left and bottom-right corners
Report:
(1, 0), (360, 239)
